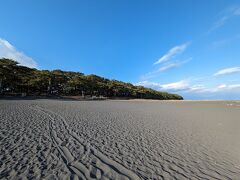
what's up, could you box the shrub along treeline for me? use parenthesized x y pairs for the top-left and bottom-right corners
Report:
(0, 58), (183, 100)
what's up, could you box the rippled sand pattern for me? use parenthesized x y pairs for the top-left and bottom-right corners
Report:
(0, 100), (240, 179)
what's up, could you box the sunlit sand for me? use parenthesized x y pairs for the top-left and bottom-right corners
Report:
(0, 99), (239, 179)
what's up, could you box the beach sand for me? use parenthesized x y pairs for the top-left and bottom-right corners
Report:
(0, 99), (239, 179)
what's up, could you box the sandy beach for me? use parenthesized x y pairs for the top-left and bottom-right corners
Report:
(0, 99), (240, 179)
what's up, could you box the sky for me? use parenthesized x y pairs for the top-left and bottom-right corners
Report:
(0, 0), (240, 100)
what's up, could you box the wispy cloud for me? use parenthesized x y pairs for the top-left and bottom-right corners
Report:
(0, 38), (37, 68)
(153, 42), (189, 65)
(209, 6), (240, 33)
(158, 58), (191, 72)
(141, 58), (190, 80)
(209, 16), (228, 33)
(158, 63), (180, 72)
(214, 67), (240, 76)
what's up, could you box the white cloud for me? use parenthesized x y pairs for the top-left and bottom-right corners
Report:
(217, 84), (227, 89)
(214, 67), (240, 76)
(158, 63), (180, 72)
(136, 80), (190, 92)
(209, 6), (240, 33)
(141, 58), (191, 80)
(201, 84), (240, 93)
(181, 82), (240, 93)
(218, 84), (240, 90)
(209, 16), (228, 33)
(158, 58), (191, 72)
(185, 83), (240, 100)
(160, 80), (189, 91)
(136, 80), (240, 95)
(0, 38), (37, 68)
(154, 42), (189, 65)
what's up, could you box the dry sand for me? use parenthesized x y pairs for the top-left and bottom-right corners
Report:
(0, 99), (240, 179)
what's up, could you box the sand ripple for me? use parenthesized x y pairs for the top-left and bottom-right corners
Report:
(0, 100), (240, 179)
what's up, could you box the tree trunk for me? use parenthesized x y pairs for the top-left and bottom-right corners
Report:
(47, 78), (52, 95)
(0, 78), (2, 94)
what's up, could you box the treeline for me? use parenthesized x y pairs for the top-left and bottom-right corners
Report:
(0, 58), (183, 100)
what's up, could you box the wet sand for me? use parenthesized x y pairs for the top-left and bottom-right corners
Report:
(0, 99), (240, 179)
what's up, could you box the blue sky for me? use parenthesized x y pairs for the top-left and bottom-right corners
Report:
(0, 0), (240, 99)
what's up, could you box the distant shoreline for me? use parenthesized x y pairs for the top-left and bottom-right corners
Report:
(0, 95), (239, 102)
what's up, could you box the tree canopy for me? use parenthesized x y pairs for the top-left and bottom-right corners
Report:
(0, 58), (183, 100)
